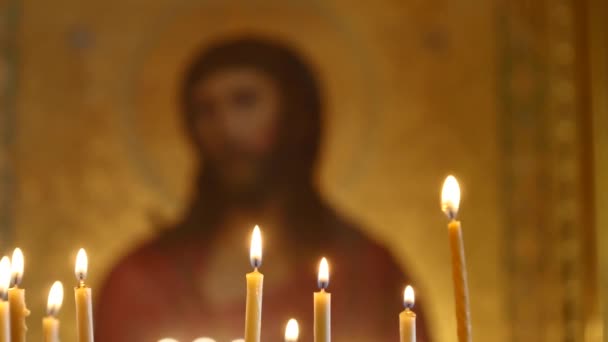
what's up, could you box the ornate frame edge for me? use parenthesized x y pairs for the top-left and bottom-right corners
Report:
(586, 0), (608, 339)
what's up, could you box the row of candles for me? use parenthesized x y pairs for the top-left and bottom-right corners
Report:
(234, 175), (471, 342)
(0, 247), (92, 342)
(240, 227), (416, 342)
(160, 256), (416, 342)
(0, 175), (471, 342)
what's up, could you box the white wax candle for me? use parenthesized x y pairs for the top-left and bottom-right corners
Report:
(314, 258), (330, 342)
(399, 285), (416, 342)
(74, 249), (94, 342)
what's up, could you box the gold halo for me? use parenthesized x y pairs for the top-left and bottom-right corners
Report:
(123, 2), (382, 207)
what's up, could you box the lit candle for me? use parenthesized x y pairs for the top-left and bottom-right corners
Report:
(399, 285), (416, 342)
(314, 257), (330, 342)
(0, 256), (11, 342)
(43, 281), (63, 342)
(285, 318), (299, 342)
(9, 248), (30, 342)
(244, 226), (263, 342)
(74, 248), (94, 342)
(441, 175), (472, 342)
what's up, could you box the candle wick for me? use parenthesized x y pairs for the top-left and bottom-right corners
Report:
(251, 258), (262, 269)
(447, 209), (457, 221)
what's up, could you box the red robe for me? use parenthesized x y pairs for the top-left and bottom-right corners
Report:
(96, 217), (431, 342)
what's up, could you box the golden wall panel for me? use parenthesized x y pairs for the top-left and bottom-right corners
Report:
(2, 0), (598, 341)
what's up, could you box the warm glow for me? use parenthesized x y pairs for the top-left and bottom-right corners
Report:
(75, 248), (88, 283)
(11, 247), (24, 287)
(250, 225), (262, 268)
(0, 257), (11, 299)
(285, 318), (299, 341)
(47, 281), (64, 316)
(318, 257), (329, 289)
(441, 175), (461, 219)
(403, 285), (415, 309)
(231, 339), (244, 342)
(157, 339), (178, 342)
(192, 338), (216, 342)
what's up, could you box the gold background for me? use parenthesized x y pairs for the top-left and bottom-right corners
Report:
(0, 0), (602, 341)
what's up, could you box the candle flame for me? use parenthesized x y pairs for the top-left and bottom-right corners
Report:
(10, 247), (24, 287)
(192, 338), (216, 342)
(441, 175), (461, 220)
(403, 285), (415, 309)
(250, 225), (262, 269)
(0, 257), (11, 299)
(231, 339), (245, 342)
(285, 318), (299, 341)
(75, 248), (88, 284)
(157, 339), (179, 342)
(47, 281), (64, 316)
(318, 257), (329, 290)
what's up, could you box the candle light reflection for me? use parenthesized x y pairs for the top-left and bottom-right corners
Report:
(47, 281), (64, 317)
(192, 338), (216, 342)
(441, 175), (461, 220)
(10, 248), (23, 287)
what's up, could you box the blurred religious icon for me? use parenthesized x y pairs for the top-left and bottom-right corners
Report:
(95, 37), (431, 342)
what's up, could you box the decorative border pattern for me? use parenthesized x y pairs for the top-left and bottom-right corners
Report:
(546, 2), (585, 340)
(498, 4), (549, 339)
(499, 0), (589, 340)
(0, 0), (19, 248)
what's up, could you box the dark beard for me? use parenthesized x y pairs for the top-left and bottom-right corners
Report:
(203, 157), (278, 210)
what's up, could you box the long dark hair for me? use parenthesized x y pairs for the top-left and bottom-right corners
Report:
(172, 37), (333, 243)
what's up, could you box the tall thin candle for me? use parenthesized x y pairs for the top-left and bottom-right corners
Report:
(0, 257), (11, 342)
(244, 226), (263, 342)
(399, 285), (416, 342)
(9, 248), (30, 342)
(441, 175), (472, 342)
(314, 257), (330, 342)
(74, 248), (94, 342)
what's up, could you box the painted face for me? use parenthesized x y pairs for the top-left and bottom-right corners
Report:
(190, 67), (281, 192)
